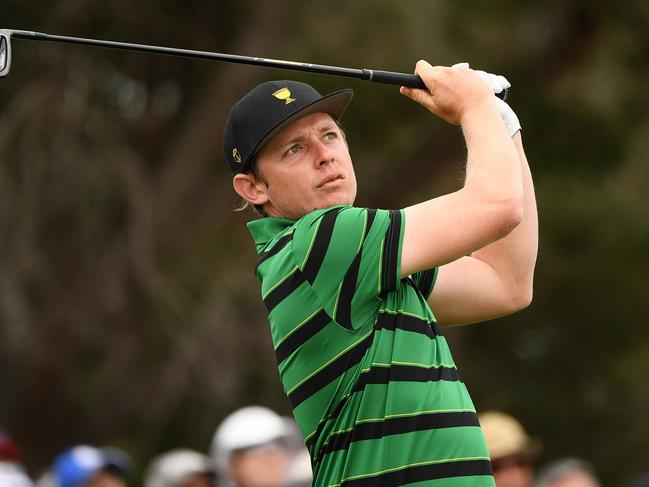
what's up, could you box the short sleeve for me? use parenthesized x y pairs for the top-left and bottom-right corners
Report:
(291, 206), (405, 330)
(410, 268), (439, 299)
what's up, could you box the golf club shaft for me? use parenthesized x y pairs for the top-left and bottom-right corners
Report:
(12, 31), (424, 87)
(10, 31), (508, 99)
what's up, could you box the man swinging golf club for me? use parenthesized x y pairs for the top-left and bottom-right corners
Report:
(224, 60), (538, 486)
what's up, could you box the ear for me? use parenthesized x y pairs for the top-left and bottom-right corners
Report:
(233, 173), (269, 207)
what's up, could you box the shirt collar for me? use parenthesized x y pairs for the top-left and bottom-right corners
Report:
(247, 217), (295, 253)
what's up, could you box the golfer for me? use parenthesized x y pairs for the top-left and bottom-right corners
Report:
(224, 60), (537, 486)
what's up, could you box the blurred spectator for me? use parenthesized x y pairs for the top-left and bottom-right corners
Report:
(144, 449), (215, 487)
(479, 411), (538, 487)
(36, 445), (131, 487)
(210, 406), (311, 487)
(278, 418), (311, 487)
(1, 431), (23, 461)
(0, 430), (34, 487)
(0, 463), (34, 487)
(533, 458), (600, 487)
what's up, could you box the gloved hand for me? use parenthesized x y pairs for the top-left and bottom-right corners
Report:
(475, 70), (520, 137)
(452, 63), (521, 137)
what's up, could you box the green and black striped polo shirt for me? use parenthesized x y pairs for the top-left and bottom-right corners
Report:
(248, 205), (494, 487)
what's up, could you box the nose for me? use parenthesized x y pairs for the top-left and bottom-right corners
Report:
(313, 138), (334, 167)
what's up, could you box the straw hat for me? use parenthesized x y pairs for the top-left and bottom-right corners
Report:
(479, 411), (540, 460)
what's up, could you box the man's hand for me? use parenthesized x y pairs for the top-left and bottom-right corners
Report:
(472, 69), (521, 137)
(399, 60), (496, 125)
(471, 68), (510, 97)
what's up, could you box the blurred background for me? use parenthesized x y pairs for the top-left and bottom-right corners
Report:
(0, 0), (648, 485)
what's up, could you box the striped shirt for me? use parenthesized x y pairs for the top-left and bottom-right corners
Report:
(248, 206), (494, 486)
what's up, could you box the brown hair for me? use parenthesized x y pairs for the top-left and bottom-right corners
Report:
(234, 156), (268, 217)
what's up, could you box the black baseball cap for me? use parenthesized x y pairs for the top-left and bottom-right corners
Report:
(223, 80), (353, 174)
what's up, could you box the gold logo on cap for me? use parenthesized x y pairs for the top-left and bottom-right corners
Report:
(272, 87), (296, 105)
(232, 148), (242, 164)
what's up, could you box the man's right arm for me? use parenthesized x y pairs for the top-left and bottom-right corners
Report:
(400, 61), (524, 276)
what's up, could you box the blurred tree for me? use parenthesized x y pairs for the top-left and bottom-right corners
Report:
(0, 0), (648, 485)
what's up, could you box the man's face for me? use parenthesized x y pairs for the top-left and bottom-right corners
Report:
(250, 112), (357, 220)
(181, 473), (215, 487)
(492, 455), (534, 487)
(228, 444), (290, 487)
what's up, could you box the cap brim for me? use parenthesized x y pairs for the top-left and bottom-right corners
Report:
(247, 88), (354, 165)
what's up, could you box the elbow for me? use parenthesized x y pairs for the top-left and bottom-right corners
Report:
(468, 181), (524, 239)
(503, 196), (524, 231)
(491, 195), (524, 238)
(506, 284), (533, 314)
(516, 286), (533, 311)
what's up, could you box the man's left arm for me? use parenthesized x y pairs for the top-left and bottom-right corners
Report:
(428, 131), (538, 325)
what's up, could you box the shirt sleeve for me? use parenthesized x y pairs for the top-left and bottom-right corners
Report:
(292, 206), (405, 330)
(409, 268), (439, 300)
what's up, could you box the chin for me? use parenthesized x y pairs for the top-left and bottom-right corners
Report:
(317, 193), (354, 210)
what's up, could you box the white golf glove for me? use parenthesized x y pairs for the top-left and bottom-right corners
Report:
(452, 63), (521, 137)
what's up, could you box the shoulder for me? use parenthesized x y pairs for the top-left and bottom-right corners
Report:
(293, 206), (390, 249)
(295, 205), (395, 234)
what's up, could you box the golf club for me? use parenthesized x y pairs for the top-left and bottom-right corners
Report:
(0, 29), (508, 100)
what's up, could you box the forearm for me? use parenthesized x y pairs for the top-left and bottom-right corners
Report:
(400, 63), (526, 276)
(471, 132), (538, 303)
(461, 100), (523, 208)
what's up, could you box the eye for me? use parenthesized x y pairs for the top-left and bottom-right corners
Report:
(286, 144), (301, 156)
(323, 132), (337, 141)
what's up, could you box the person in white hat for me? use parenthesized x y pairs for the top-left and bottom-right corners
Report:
(0, 463), (34, 487)
(144, 449), (215, 487)
(211, 406), (310, 487)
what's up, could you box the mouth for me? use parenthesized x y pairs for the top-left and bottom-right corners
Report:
(317, 173), (344, 188)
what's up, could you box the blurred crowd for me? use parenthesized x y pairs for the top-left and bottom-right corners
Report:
(2, 407), (648, 487)
(479, 411), (649, 487)
(0, 406), (310, 487)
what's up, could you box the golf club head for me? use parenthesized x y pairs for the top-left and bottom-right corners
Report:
(0, 30), (12, 78)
